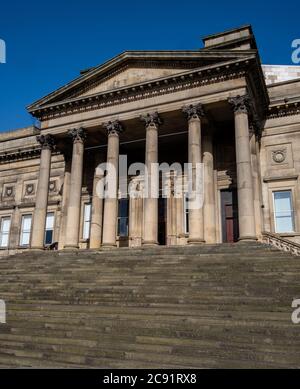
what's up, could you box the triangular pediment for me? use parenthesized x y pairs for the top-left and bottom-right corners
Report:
(28, 50), (257, 112)
(79, 66), (189, 97)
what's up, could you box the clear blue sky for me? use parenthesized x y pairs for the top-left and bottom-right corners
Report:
(0, 0), (299, 132)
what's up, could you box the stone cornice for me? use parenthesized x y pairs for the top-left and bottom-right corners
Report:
(29, 56), (261, 121)
(267, 101), (300, 119)
(0, 146), (61, 164)
(0, 147), (41, 164)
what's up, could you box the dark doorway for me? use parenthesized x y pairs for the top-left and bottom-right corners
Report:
(158, 198), (167, 245)
(221, 189), (239, 243)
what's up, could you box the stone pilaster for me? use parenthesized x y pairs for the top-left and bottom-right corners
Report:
(102, 121), (123, 248)
(182, 104), (205, 244)
(31, 134), (55, 250)
(140, 112), (162, 246)
(64, 128), (86, 249)
(228, 95), (257, 241)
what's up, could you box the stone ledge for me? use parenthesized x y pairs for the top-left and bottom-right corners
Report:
(263, 174), (298, 182)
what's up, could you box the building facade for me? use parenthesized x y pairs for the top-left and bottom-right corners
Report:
(1, 25), (300, 255)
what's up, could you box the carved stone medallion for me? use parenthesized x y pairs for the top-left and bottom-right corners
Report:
(272, 149), (287, 164)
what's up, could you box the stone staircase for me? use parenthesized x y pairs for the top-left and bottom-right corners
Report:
(0, 243), (300, 368)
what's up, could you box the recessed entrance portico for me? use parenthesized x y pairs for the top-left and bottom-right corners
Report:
(41, 96), (258, 250)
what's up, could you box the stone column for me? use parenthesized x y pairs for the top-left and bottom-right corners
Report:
(31, 134), (55, 250)
(58, 153), (72, 250)
(203, 133), (216, 243)
(102, 121), (123, 248)
(183, 104), (205, 244)
(140, 112), (161, 246)
(90, 154), (105, 249)
(228, 95), (257, 241)
(129, 177), (143, 248)
(64, 128), (86, 249)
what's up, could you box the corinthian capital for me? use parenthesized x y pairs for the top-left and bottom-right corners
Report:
(68, 128), (86, 143)
(104, 120), (124, 136)
(36, 134), (55, 150)
(140, 112), (163, 128)
(228, 94), (250, 114)
(182, 103), (205, 121)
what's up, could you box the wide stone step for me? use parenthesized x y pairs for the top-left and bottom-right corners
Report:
(0, 242), (299, 368)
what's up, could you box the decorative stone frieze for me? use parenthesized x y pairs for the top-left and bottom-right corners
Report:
(267, 102), (300, 119)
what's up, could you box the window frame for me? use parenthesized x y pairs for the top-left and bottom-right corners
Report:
(44, 212), (55, 245)
(19, 214), (32, 247)
(272, 190), (295, 234)
(183, 193), (189, 235)
(0, 216), (11, 248)
(82, 203), (92, 241)
(117, 198), (129, 238)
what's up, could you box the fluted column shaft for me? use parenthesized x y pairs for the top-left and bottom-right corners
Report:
(31, 135), (55, 250)
(183, 104), (205, 244)
(141, 113), (161, 246)
(102, 121), (123, 248)
(64, 128), (86, 249)
(229, 95), (257, 241)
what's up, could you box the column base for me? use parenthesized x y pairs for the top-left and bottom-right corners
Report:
(63, 245), (79, 251)
(238, 236), (258, 243)
(30, 247), (45, 251)
(101, 243), (117, 250)
(142, 240), (159, 247)
(188, 239), (205, 245)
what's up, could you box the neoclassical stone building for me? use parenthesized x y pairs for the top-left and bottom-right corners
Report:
(1, 25), (300, 255)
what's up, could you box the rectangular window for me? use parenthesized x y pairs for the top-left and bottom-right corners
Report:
(273, 191), (295, 233)
(184, 194), (189, 234)
(83, 203), (92, 240)
(20, 214), (32, 246)
(45, 212), (55, 245)
(0, 216), (11, 248)
(118, 199), (129, 237)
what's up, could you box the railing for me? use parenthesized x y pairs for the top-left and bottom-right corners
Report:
(262, 232), (300, 257)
